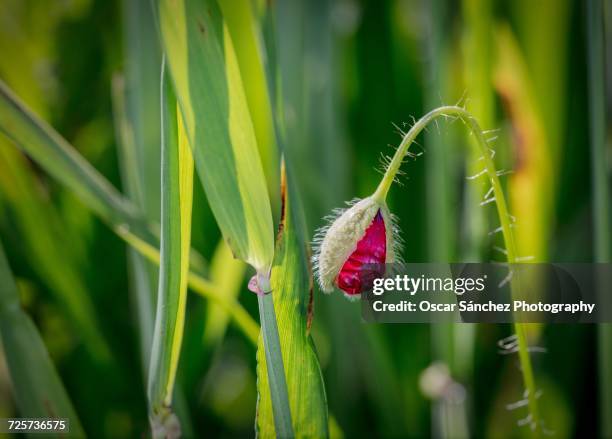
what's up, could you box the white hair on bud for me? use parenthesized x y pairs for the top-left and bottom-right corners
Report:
(312, 197), (402, 294)
(382, 207), (403, 265)
(312, 198), (378, 293)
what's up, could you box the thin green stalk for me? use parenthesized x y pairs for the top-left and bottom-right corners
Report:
(256, 273), (294, 438)
(587, 0), (612, 437)
(373, 105), (541, 434)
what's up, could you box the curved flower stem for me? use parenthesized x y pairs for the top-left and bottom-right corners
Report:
(374, 105), (540, 435)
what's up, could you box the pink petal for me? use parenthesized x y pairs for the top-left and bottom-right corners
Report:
(248, 274), (263, 295)
(336, 210), (386, 296)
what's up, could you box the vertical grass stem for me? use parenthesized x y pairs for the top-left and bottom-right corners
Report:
(587, 0), (612, 436)
(256, 272), (294, 437)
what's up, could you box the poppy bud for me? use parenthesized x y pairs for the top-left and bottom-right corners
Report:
(313, 197), (400, 298)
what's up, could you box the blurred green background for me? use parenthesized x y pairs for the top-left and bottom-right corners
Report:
(0, 0), (609, 437)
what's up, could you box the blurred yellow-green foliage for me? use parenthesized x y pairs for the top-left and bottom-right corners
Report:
(0, 0), (609, 437)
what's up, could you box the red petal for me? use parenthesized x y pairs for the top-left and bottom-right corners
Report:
(336, 210), (386, 296)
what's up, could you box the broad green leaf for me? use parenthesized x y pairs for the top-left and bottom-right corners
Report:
(217, 0), (280, 205)
(257, 163), (329, 438)
(0, 79), (259, 344)
(147, 68), (194, 436)
(156, 4), (286, 429)
(0, 239), (85, 437)
(157, 0), (274, 272)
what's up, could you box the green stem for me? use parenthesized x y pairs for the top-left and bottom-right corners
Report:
(257, 272), (294, 438)
(373, 105), (541, 434)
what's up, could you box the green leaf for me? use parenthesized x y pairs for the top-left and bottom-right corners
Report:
(0, 28), (110, 361)
(0, 80), (142, 232)
(0, 144), (110, 362)
(120, 0), (164, 223)
(257, 163), (329, 438)
(147, 66), (194, 437)
(157, 0), (274, 272)
(0, 239), (85, 437)
(0, 78), (259, 345)
(117, 226), (260, 345)
(115, 0), (164, 369)
(112, 74), (157, 369)
(217, 0), (280, 205)
(586, 1), (612, 436)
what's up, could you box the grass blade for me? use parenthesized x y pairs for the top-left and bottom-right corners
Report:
(0, 78), (259, 344)
(0, 145), (110, 362)
(116, 0), (163, 367)
(0, 31), (110, 361)
(112, 74), (157, 368)
(586, 1), (612, 437)
(217, 0), (280, 205)
(157, 1), (294, 432)
(0, 239), (85, 436)
(147, 65), (194, 438)
(121, 0), (163, 223)
(157, 0), (274, 272)
(257, 290), (294, 438)
(256, 162), (328, 438)
(116, 227), (260, 345)
(0, 80), (141, 231)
